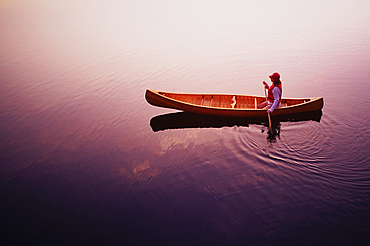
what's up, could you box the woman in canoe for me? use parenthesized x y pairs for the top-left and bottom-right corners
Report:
(258, 72), (282, 113)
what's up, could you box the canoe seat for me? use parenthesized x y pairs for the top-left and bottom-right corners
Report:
(280, 99), (288, 108)
(201, 95), (213, 106)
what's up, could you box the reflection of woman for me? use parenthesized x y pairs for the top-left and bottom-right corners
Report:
(258, 72), (282, 113)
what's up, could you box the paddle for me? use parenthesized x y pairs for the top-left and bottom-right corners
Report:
(263, 83), (272, 132)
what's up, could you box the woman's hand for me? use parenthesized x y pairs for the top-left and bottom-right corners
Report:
(263, 81), (268, 89)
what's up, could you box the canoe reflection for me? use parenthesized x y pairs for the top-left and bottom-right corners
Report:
(150, 110), (322, 132)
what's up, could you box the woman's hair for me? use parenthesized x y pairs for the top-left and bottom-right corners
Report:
(273, 79), (281, 86)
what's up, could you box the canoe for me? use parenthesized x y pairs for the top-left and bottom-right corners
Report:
(145, 89), (323, 118)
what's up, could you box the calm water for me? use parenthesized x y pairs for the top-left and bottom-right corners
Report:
(1, 1), (370, 245)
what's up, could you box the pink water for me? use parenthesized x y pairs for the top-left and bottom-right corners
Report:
(1, 1), (370, 245)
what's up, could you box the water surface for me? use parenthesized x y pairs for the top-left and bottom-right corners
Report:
(1, 0), (370, 245)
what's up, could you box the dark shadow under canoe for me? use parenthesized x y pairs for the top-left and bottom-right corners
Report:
(150, 110), (322, 132)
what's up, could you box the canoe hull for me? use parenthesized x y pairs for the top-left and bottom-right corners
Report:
(145, 89), (323, 118)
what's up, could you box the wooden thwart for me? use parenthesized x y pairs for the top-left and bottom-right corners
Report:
(255, 98), (257, 109)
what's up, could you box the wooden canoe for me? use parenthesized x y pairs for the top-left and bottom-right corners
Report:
(145, 89), (324, 118)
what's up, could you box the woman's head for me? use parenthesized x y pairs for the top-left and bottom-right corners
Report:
(269, 72), (281, 85)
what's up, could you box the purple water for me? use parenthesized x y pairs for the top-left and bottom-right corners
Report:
(1, 1), (370, 245)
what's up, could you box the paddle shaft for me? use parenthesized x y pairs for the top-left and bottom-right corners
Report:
(267, 111), (272, 130)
